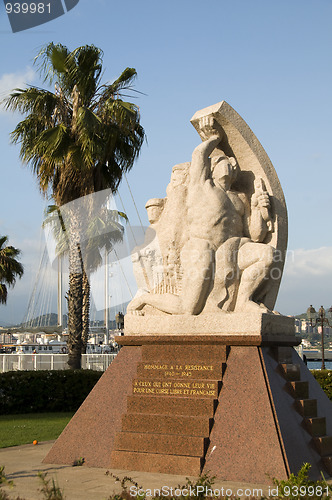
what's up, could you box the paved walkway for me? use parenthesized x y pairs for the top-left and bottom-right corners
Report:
(0, 442), (271, 499)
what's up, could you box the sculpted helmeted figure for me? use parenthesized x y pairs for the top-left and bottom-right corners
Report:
(130, 163), (189, 299)
(130, 197), (165, 297)
(128, 115), (276, 316)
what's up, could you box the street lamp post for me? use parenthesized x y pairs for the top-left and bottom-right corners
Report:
(306, 305), (332, 370)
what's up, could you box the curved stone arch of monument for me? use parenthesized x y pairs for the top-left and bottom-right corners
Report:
(191, 101), (287, 311)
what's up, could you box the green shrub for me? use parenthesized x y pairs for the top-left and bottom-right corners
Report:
(0, 370), (102, 415)
(312, 370), (332, 400)
(271, 462), (331, 499)
(38, 472), (64, 500)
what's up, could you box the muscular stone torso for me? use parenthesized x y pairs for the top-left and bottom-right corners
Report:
(187, 180), (246, 251)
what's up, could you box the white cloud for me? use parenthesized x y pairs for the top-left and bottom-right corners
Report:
(284, 247), (332, 277)
(0, 67), (35, 113)
(276, 246), (332, 315)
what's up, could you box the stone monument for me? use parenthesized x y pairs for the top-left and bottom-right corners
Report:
(125, 102), (291, 337)
(44, 102), (332, 484)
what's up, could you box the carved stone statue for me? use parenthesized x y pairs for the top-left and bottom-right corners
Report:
(128, 115), (275, 316)
(126, 101), (291, 336)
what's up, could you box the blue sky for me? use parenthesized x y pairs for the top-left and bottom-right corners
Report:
(0, 0), (332, 324)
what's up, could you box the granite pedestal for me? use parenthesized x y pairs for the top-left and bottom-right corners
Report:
(44, 323), (332, 484)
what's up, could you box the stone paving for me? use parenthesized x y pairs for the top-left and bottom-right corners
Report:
(0, 441), (271, 499)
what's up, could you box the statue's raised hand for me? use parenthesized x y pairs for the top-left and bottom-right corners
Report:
(252, 191), (270, 210)
(198, 115), (223, 141)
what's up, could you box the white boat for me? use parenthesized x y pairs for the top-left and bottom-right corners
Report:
(12, 341), (68, 354)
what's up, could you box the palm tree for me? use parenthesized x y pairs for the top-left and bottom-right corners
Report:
(4, 43), (145, 368)
(0, 236), (24, 304)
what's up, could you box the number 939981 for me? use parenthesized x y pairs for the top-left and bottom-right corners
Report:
(5, 2), (51, 15)
(281, 485), (330, 497)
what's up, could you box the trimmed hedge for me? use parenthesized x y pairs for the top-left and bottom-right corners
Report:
(312, 370), (332, 400)
(0, 370), (102, 414)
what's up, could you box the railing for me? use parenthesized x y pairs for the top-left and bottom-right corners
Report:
(82, 354), (117, 371)
(0, 353), (117, 373)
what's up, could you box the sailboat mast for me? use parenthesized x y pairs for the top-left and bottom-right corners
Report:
(57, 256), (62, 327)
(104, 248), (109, 343)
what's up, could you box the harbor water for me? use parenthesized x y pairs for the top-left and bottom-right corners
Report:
(307, 361), (332, 370)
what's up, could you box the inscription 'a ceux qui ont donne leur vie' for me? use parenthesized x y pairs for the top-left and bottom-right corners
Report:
(132, 360), (225, 398)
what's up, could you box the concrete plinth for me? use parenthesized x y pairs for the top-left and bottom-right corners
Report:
(124, 312), (295, 336)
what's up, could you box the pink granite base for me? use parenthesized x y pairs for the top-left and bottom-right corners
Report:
(43, 338), (332, 483)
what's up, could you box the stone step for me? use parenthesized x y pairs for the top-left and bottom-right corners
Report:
(114, 431), (208, 457)
(132, 379), (220, 399)
(288, 381), (309, 399)
(295, 399), (317, 417)
(136, 361), (225, 380)
(322, 456), (332, 475)
(141, 344), (228, 363)
(122, 413), (212, 436)
(272, 346), (293, 364)
(304, 417), (326, 437)
(110, 450), (202, 476)
(127, 395), (216, 417)
(313, 436), (332, 457)
(280, 363), (301, 381)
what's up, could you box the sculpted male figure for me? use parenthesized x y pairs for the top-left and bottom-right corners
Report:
(130, 197), (165, 295)
(128, 116), (274, 315)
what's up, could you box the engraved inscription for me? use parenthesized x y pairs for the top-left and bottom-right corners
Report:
(142, 363), (215, 378)
(132, 379), (218, 397)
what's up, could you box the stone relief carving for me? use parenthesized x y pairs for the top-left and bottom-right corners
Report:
(130, 197), (165, 297)
(127, 101), (288, 321)
(130, 162), (190, 300)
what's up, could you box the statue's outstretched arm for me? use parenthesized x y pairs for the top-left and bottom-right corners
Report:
(190, 116), (223, 184)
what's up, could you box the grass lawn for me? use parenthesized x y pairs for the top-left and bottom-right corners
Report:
(0, 413), (74, 448)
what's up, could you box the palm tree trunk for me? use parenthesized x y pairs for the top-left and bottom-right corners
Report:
(82, 270), (90, 353)
(67, 271), (83, 369)
(67, 214), (84, 369)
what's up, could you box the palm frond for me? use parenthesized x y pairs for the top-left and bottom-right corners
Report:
(4, 87), (59, 117)
(34, 42), (70, 84)
(0, 236), (24, 304)
(0, 284), (8, 304)
(106, 67), (137, 94)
